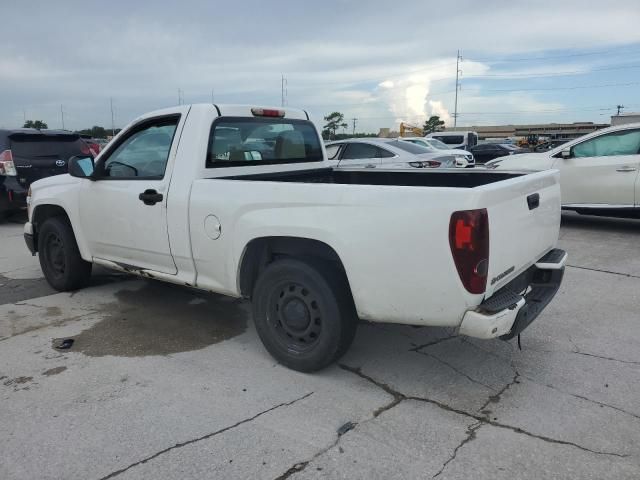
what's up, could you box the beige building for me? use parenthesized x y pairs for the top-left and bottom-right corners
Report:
(611, 113), (640, 126)
(443, 122), (609, 141)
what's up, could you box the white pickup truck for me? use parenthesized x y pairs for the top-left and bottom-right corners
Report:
(24, 104), (567, 372)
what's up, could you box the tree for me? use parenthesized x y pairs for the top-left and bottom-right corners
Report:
(422, 116), (445, 134)
(23, 120), (48, 129)
(322, 112), (348, 140)
(78, 126), (108, 138)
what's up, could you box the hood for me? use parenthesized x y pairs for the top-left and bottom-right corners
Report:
(486, 151), (555, 171)
(447, 148), (472, 156)
(31, 173), (80, 191)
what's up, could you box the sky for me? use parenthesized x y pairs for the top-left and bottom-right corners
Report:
(1, 0), (640, 133)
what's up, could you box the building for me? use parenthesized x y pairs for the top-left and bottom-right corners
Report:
(611, 113), (640, 126)
(443, 122), (609, 141)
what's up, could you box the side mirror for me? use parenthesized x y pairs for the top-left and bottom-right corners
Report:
(561, 147), (572, 159)
(68, 155), (95, 179)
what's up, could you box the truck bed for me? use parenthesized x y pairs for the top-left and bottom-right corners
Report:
(224, 167), (524, 189)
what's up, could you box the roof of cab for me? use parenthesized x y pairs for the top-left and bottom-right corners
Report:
(136, 104), (310, 122)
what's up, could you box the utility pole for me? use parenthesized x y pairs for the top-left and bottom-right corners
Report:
(281, 74), (287, 107)
(616, 104), (625, 115)
(178, 88), (183, 105)
(60, 104), (65, 130)
(110, 97), (115, 136)
(352, 117), (357, 135)
(453, 50), (462, 128)
(23, 109), (26, 123)
(211, 88), (215, 104)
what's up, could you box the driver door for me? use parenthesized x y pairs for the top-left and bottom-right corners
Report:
(551, 128), (640, 206)
(78, 114), (184, 274)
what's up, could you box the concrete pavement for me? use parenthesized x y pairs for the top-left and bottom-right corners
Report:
(1, 212), (639, 479)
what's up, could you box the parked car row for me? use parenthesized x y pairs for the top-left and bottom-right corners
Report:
(325, 138), (473, 169)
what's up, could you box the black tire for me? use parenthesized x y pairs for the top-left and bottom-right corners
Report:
(252, 258), (357, 372)
(38, 217), (92, 291)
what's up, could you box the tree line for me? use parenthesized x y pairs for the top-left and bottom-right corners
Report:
(22, 120), (120, 138)
(322, 112), (445, 140)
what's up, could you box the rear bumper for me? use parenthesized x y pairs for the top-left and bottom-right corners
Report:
(0, 176), (28, 213)
(459, 248), (567, 339)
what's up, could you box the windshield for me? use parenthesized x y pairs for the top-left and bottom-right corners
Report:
(207, 118), (323, 167)
(431, 135), (464, 145)
(387, 140), (432, 154)
(404, 139), (438, 152)
(425, 138), (451, 150)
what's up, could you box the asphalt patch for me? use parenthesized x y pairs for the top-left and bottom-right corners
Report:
(69, 280), (249, 357)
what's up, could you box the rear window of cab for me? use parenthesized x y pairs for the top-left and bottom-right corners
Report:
(206, 117), (323, 167)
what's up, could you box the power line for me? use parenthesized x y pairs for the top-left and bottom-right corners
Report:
(472, 48), (638, 63)
(466, 62), (640, 79)
(486, 81), (640, 93)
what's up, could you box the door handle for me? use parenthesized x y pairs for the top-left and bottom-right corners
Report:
(616, 166), (637, 172)
(138, 189), (163, 205)
(364, 164), (376, 168)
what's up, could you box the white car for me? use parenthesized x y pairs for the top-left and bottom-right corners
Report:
(486, 123), (640, 217)
(24, 104), (566, 372)
(325, 138), (470, 168)
(399, 137), (475, 167)
(427, 131), (479, 151)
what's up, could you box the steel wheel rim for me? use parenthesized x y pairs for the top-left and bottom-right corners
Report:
(267, 282), (322, 352)
(45, 232), (65, 276)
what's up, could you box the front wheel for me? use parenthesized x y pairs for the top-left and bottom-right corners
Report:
(252, 258), (357, 372)
(38, 217), (92, 291)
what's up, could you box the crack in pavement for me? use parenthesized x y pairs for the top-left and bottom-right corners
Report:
(455, 339), (640, 423)
(432, 421), (483, 478)
(478, 372), (520, 413)
(414, 349), (498, 392)
(339, 364), (628, 460)
(520, 374), (640, 422)
(566, 264), (640, 279)
(274, 366), (407, 480)
(98, 392), (313, 480)
(409, 335), (458, 352)
(572, 350), (640, 366)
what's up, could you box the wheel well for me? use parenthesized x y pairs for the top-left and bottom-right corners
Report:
(31, 205), (71, 252)
(238, 237), (349, 298)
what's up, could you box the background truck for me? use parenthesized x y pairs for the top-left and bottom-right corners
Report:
(24, 104), (566, 372)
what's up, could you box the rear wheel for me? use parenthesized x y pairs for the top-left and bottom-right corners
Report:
(38, 217), (92, 291)
(252, 258), (357, 372)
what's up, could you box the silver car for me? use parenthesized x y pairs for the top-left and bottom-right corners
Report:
(399, 137), (475, 167)
(324, 138), (470, 169)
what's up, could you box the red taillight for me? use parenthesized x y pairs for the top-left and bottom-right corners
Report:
(0, 149), (17, 176)
(251, 107), (285, 117)
(449, 209), (489, 294)
(80, 143), (92, 156)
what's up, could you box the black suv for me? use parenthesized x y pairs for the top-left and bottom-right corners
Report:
(0, 129), (91, 216)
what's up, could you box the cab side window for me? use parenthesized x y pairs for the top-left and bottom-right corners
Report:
(102, 117), (179, 178)
(325, 144), (342, 160)
(573, 129), (640, 158)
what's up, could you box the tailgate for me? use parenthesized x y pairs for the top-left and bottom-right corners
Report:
(477, 169), (561, 297)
